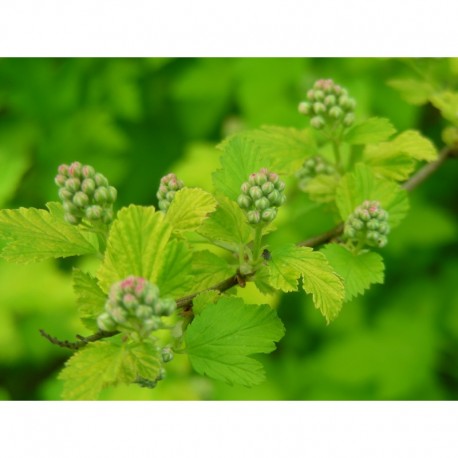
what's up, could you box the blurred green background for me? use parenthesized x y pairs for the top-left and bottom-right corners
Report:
(0, 58), (457, 400)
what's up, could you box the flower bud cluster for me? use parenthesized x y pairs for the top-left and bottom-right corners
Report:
(156, 173), (184, 212)
(55, 162), (117, 225)
(298, 79), (356, 130)
(296, 156), (336, 189)
(237, 168), (286, 224)
(97, 276), (176, 337)
(344, 200), (390, 248)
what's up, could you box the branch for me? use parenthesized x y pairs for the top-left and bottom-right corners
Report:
(39, 329), (118, 350)
(40, 146), (456, 350)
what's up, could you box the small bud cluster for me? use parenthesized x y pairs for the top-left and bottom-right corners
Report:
(97, 276), (176, 337)
(344, 200), (390, 248)
(296, 156), (336, 189)
(237, 168), (286, 224)
(298, 79), (356, 130)
(55, 162), (117, 225)
(156, 173), (184, 212)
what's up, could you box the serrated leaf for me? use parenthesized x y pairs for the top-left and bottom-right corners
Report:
(0, 202), (98, 263)
(192, 290), (220, 315)
(59, 339), (161, 400)
(239, 126), (317, 174)
(213, 135), (271, 200)
(197, 196), (252, 248)
(190, 249), (236, 294)
(430, 91), (458, 126)
(344, 118), (396, 145)
(303, 174), (340, 203)
(388, 79), (435, 105)
(156, 238), (193, 297)
(267, 244), (344, 323)
(363, 130), (437, 181)
(336, 163), (409, 228)
(98, 205), (171, 292)
(185, 296), (285, 386)
(321, 244), (385, 302)
(166, 188), (217, 234)
(73, 268), (107, 331)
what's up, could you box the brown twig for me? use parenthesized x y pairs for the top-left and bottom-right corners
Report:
(40, 146), (456, 350)
(40, 329), (118, 350)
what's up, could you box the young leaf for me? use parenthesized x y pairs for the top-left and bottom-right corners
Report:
(0, 202), (98, 263)
(388, 79), (435, 105)
(267, 244), (344, 323)
(363, 130), (438, 181)
(213, 135), (271, 200)
(97, 205), (172, 292)
(155, 238), (193, 297)
(344, 118), (396, 145)
(59, 339), (161, 400)
(321, 244), (385, 302)
(336, 163), (409, 227)
(192, 290), (221, 315)
(73, 268), (107, 331)
(239, 126), (317, 174)
(190, 249), (236, 293)
(166, 188), (217, 234)
(430, 91), (458, 126)
(302, 174), (340, 203)
(185, 296), (285, 387)
(197, 195), (252, 248)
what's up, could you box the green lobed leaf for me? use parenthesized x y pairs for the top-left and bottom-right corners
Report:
(166, 187), (217, 234)
(197, 195), (252, 248)
(73, 268), (107, 331)
(192, 290), (221, 315)
(213, 135), (271, 200)
(185, 296), (285, 387)
(363, 130), (438, 181)
(0, 202), (98, 263)
(430, 91), (458, 126)
(97, 205), (172, 292)
(303, 174), (340, 203)
(388, 79), (436, 105)
(267, 244), (344, 323)
(321, 244), (385, 302)
(59, 339), (161, 400)
(336, 163), (410, 228)
(155, 238), (193, 297)
(238, 125), (318, 174)
(344, 117), (397, 145)
(189, 249), (236, 294)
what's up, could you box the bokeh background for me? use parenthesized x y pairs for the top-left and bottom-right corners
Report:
(0, 58), (457, 400)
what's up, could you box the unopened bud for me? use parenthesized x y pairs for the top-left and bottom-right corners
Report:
(261, 208), (277, 222)
(237, 195), (252, 209)
(65, 178), (81, 193)
(64, 213), (80, 225)
(97, 312), (117, 332)
(94, 173), (109, 187)
(249, 186), (263, 200)
(310, 116), (325, 129)
(343, 113), (355, 126)
(95, 187), (110, 204)
(55, 174), (67, 187)
(82, 165), (96, 178)
(73, 192), (89, 208)
(161, 347), (174, 363)
(298, 101), (311, 115)
(81, 178), (96, 195)
(247, 210), (261, 224)
(85, 205), (103, 220)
